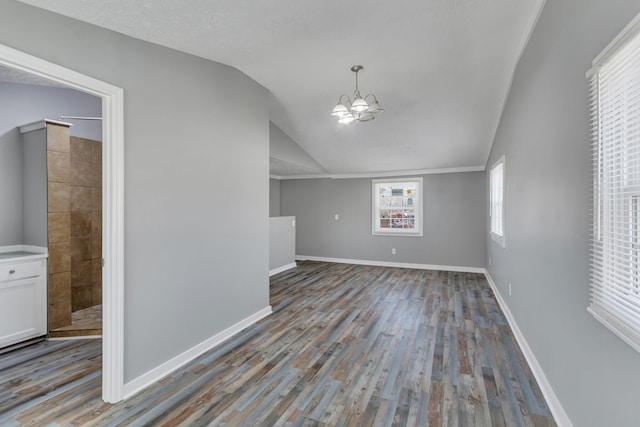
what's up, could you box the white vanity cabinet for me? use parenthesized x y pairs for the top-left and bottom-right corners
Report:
(0, 251), (48, 348)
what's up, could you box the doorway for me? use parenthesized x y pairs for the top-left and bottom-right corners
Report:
(0, 43), (124, 403)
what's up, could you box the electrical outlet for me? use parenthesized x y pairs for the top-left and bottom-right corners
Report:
(508, 283), (512, 296)
(392, 248), (396, 255)
(291, 219), (295, 227)
(488, 257), (492, 267)
(334, 214), (339, 221)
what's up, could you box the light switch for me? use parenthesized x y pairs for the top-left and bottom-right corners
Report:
(334, 214), (339, 220)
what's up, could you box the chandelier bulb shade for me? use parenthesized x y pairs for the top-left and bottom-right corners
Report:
(332, 65), (383, 124)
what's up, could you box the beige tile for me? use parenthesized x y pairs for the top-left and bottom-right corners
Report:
(70, 212), (92, 237)
(70, 186), (92, 212)
(91, 258), (102, 284)
(48, 272), (71, 305)
(71, 260), (92, 287)
(92, 140), (102, 164)
(48, 242), (70, 274)
(48, 182), (70, 213)
(49, 302), (72, 330)
(72, 287), (92, 312)
(70, 136), (92, 163)
(47, 151), (70, 183)
(71, 237), (92, 261)
(70, 161), (92, 186)
(91, 236), (102, 261)
(91, 284), (102, 306)
(48, 213), (70, 244)
(92, 187), (102, 212)
(92, 211), (102, 236)
(92, 161), (102, 187)
(46, 124), (70, 153)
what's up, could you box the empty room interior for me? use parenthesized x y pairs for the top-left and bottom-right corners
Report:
(1, 0), (640, 425)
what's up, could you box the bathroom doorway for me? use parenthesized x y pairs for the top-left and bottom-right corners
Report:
(0, 43), (125, 403)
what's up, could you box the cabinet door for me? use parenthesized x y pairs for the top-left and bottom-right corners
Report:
(0, 275), (46, 348)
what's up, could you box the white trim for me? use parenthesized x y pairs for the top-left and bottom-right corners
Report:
(0, 43), (126, 403)
(270, 165), (486, 180)
(372, 177), (423, 237)
(122, 306), (272, 399)
(484, 271), (573, 427)
(588, 11), (640, 76)
(269, 263), (297, 277)
(19, 119), (73, 134)
(295, 255), (485, 274)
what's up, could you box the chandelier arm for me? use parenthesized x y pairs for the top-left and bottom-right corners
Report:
(337, 94), (352, 104)
(364, 94), (378, 102)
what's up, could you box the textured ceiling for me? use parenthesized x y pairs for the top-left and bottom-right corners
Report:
(17, 0), (545, 176)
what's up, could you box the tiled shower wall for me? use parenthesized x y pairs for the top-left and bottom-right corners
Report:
(47, 123), (72, 330)
(69, 136), (102, 312)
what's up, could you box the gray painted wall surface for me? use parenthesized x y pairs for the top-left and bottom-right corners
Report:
(0, 1), (270, 382)
(486, 1), (640, 425)
(281, 172), (486, 268)
(269, 178), (280, 217)
(269, 122), (327, 176)
(21, 128), (47, 247)
(269, 216), (295, 271)
(0, 82), (101, 246)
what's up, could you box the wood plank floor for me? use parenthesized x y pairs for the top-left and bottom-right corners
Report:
(0, 262), (556, 426)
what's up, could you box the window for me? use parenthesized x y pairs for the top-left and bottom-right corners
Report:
(489, 156), (505, 247)
(372, 178), (423, 236)
(588, 15), (640, 353)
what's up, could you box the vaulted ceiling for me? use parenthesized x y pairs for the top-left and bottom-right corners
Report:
(17, 0), (545, 176)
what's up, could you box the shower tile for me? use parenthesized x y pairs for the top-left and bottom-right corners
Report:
(91, 258), (102, 283)
(92, 187), (102, 211)
(47, 151), (70, 183)
(70, 136), (92, 162)
(71, 237), (92, 261)
(71, 260), (92, 286)
(48, 182), (70, 213)
(71, 161), (92, 186)
(92, 140), (102, 164)
(48, 213), (70, 243)
(91, 239), (102, 264)
(49, 242), (70, 274)
(91, 284), (102, 305)
(92, 161), (102, 187)
(71, 212), (92, 237)
(49, 302), (72, 330)
(71, 186), (92, 212)
(72, 286), (92, 312)
(46, 124), (70, 153)
(92, 211), (102, 236)
(49, 272), (71, 305)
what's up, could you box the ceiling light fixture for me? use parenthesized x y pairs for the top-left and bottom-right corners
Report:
(331, 65), (383, 124)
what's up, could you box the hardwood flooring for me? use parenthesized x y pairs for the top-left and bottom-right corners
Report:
(0, 262), (556, 426)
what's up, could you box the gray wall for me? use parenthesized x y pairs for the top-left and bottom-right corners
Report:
(269, 178), (280, 217)
(21, 128), (47, 247)
(0, 82), (101, 246)
(486, 1), (640, 425)
(0, 1), (270, 382)
(281, 172), (486, 268)
(269, 122), (327, 176)
(269, 216), (295, 271)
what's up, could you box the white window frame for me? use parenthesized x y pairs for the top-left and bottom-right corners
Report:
(489, 155), (506, 247)
(372, 177), (423, 237)
(588, 13), (640, 354)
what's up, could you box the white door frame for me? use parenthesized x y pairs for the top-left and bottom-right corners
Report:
(0, 44), (125, 403)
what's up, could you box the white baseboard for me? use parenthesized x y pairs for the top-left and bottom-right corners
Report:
(269, 262), (297, 277)
(122, 306), (272, 399)
(48, 335), (102, 341)
(295, 255), (484, 274)
(483, 271), (572, 427)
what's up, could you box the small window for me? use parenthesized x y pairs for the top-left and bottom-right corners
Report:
(372, 178), (423, 236)
(490, 156), (505, 247)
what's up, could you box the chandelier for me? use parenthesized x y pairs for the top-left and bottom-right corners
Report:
(331, 65), (384, 124)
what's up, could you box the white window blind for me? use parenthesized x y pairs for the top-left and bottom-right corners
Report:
(588, 15), (640, 353)
(490, 156), (505, 247)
